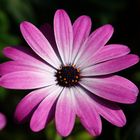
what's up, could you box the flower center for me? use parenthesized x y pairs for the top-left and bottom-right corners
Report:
(55, 65), (80, 87)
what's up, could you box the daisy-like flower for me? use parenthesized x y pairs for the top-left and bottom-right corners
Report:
(0, 9), (139, 136)
(0, 112), (6, 130)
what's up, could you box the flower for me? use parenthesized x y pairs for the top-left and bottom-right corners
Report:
(0, 112), (6, 130)
(0, 9), (139, 136)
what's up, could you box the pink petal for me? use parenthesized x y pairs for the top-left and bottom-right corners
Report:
(71, 15), (91, 63)
(74, 24), (114, 66)
(30, 86), (62, 132)
(0, 61), (55, 76)
(0, 113), (6, 130)
(79, 44), (130, 68)
(55, 88), (75, 136)
(20, 21), (61, 68)
(54, 9), (73, 65)
(91, 95), (126, 127)
(3, 46), (40, 62)
(15, 85), (57, 122)
(0, 71), (56, 89)
(73, 87), (102, 136)
(82, 54), (139, 76)
(80, 75), (139, 104)
(3, 46), (54, 73)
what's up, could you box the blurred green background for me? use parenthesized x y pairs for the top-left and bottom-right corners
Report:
(0, 0), (140, 140)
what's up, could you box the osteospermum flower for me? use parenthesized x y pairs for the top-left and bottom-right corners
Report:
(0, 9), (139, 136)
(0, 112), (6, 130)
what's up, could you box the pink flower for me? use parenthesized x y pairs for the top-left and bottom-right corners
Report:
(0, 112), (6, 130)
(0, 9), (139, 136)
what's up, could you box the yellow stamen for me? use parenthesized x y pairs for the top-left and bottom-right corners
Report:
(75, 76), (79, 79)
(72, 64), (76, 67)
(77, 68), (80, 72)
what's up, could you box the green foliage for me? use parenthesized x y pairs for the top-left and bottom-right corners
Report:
(0, 88), (7, 101)
(0, 10), (9, 33)
(1, 0), (36, 23)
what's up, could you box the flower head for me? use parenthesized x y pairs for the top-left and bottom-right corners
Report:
(0, 9), (139, 136)
(0, 112), (6, 130)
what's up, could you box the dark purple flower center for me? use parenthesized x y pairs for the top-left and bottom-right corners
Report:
(55, 65), (80, 87)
